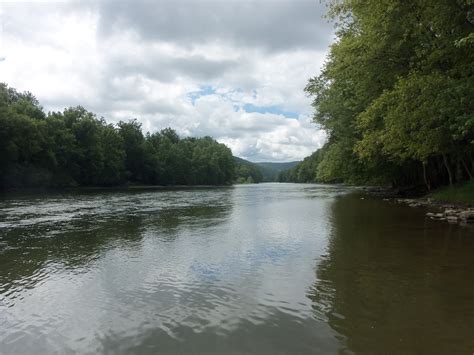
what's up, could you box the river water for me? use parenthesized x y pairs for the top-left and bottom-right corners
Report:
(0, 184), (473, 354)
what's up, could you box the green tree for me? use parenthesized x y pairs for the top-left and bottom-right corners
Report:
(304, 0), (474, 188)
(0, 84), (236, 190)
(118, 119), (146, 182)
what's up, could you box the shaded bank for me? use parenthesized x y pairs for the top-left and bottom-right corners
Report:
(309, 193), (474, 354)
(429, 180), (474, 206)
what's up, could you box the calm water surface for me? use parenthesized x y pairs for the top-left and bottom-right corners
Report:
(0, 184), (473, 354)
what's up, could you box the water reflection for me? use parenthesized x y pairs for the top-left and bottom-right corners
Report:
(0, 188), (233, 303)
(1, 185), (472, 354)
(1, 184), (339, 354)
(309, 193), (474, 354)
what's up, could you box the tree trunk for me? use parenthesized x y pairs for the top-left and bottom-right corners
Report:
(442, 153), (453, 186)
(422, 161), (430, 191)
(461, 157), (473, 180)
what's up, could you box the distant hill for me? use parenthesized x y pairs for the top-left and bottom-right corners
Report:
(256, 161), (300, 182)
(233, 156), (253, 166)
(233, 157), (300, 183)
(233, 157), (263, 183)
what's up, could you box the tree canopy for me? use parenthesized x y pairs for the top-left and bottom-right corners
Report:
(234, 157), (264, 184)
(0, 84), (235, 189)
(296, 0), (473, 189)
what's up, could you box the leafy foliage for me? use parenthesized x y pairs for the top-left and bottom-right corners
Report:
(234, 157), (264, 184)
(278, 149), (324, 183)
(256, 161), (300, 182)
(302, 0), (474, 189)
(0, 84), (235, 189)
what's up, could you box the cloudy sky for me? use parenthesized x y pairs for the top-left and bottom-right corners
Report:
(0, 0), (334, 162)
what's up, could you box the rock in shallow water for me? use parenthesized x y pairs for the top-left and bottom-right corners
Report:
(447, 216), (458, 224)
(459, 210), (474, 223)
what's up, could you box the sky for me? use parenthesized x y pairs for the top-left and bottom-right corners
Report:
(0, 0), (334, 162)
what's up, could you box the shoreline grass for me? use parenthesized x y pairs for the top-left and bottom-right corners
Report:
(429, 180), (474, 206)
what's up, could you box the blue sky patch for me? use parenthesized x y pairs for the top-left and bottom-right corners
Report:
(187, 86), (300, 119)
(242, 103), (299, 119)
(187, 85), (216, 105)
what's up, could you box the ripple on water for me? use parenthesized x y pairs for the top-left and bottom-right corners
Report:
(3, 185), (472, 354)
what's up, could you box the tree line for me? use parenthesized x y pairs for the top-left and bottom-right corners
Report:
(234, 157), (264, 184)
(0, 84), (235, 189)
(278, 149), (324, 183)
(282, 0), (473, 189)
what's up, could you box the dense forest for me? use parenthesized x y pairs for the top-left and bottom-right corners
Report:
(281, 0), (473, 189)
(234, 157), (264, 184)
(278, 150), (324, 183)
(257, 161), (300, 182)
(0, 84), (235, 189)
(234, 158), (300, 183)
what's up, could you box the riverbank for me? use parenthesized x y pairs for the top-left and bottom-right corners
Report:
(0, 184), (234, 195)
(375, 181), (474, 226)
(429, 181), (474, 205)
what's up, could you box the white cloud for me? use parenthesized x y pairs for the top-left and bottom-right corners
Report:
(0, 0), (333, 162)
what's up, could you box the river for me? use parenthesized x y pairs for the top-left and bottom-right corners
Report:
(0, 184), (473, 354)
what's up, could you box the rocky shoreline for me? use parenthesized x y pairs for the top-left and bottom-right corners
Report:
(360, 186), (473, 226)
(394, 198), (474, 225)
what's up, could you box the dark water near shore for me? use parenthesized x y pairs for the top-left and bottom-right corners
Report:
(0, 184), (473, 354)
